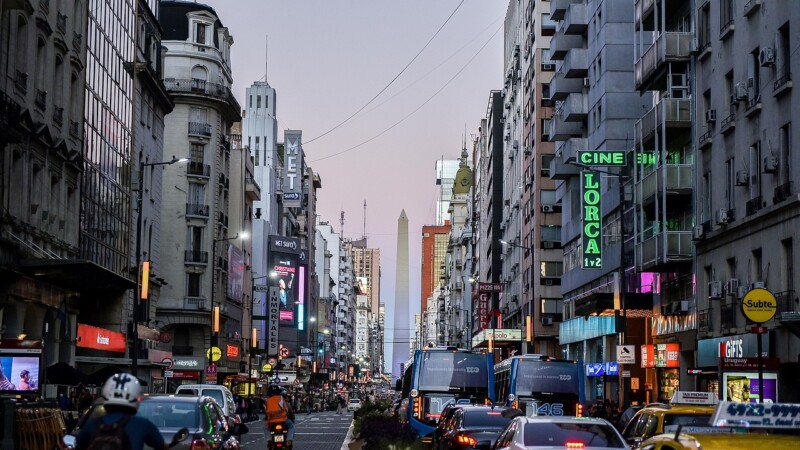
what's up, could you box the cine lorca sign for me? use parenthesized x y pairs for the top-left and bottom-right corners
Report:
(581, 171), (602, 269)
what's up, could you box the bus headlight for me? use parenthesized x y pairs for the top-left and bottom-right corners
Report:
(410, 389), (419, 398)
(507, 394), (516, 402)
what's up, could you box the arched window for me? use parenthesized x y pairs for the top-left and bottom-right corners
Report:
(191, 65), (208, 82)
(36, 37), (47, 87)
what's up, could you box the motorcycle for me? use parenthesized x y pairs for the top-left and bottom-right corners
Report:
(267, 421), (291, 450)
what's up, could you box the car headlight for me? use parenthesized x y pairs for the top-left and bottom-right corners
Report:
(410, 389), (419, 398)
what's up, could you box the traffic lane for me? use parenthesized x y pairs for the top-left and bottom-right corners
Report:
(239, 410), (353, 450)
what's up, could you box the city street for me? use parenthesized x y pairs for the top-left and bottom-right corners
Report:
(239, 411), (354, 450)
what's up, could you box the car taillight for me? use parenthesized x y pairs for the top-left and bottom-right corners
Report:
(190, 438), (208, 449)
(456, 434), (477, 446)
(413, 398), (421, 418)
(575, 403), (583, 417)
(511, 400), (519, 409)
(565, 442), (585, 449)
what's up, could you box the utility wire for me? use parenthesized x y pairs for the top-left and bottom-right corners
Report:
(309, 22), (502, 163)
(304, 0), (466, 145)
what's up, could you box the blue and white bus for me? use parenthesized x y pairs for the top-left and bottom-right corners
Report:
(494, 355), (584, 417)
(400, 347), (495, 440)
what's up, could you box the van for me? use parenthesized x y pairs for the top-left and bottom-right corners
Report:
(175, 384), (236, 418)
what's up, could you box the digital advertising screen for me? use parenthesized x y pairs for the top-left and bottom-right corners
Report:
(0, 355), (40, 393)
(722, 372), (778, 403)
(270, 253), (297, 323)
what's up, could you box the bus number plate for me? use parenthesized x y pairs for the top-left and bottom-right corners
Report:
(529, 402), (564, 416)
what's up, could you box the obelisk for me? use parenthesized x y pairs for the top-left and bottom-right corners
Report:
(392, 210), (410, 381)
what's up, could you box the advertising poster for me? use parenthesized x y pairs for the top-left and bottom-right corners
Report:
(0, 356), (39, 392)
(655, 343), (680, 367)
(271, 253), (296, 323)
(227, 244), (244, 302)
(722, 372), (778, 403)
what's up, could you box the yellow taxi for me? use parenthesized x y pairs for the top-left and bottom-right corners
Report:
(638, 401), (800, 450)
(621, 391), (719, 449)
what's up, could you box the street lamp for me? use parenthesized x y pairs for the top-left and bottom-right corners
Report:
(132, 156), (188, 377)
(207, 232), (247, 381)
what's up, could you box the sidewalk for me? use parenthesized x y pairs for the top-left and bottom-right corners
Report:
(341, 421), (359, 450)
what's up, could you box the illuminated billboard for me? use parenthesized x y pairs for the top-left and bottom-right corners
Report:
(581, 171), (602, 269)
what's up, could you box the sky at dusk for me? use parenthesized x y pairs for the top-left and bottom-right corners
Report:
(203, 0), (508, 369)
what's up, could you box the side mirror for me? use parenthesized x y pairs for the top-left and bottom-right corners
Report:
(62, 435), (77, 449)
(171, 428), (190, 446)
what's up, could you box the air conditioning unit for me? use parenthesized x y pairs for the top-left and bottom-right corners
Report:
(541, 63), (555, 71)
(583, 77), (590, 87)
(525, 175), (533, 186)
(734, 83), (748, 101)
(763, 155), (778, 173)
(708, 281), (723, 299)
(197, 208), (205, 215)
(542, 317), (554, 326)
(735, 170), (749, 186)
(693, 225), (705, 240)
(737, 285), (749, 299)
(705, 109), (717, 123)
(195, 301), (206, 310)
(716, 208), (731, 224)
(543, 241), (555, 249)
(542, 204), (555, 213)
(759, 47), (775, 67)
(542, 278), (555, 286)
(725, 279), (740, 296)
(752, 281), (766, 289)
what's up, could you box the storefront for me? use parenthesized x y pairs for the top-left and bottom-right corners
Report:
(585, 361), (620, 402)
(696, 334), (770, 400)
(641, 343), (680, 402)
(169, 356), (204, 390)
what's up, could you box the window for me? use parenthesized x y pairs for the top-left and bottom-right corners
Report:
(702, 172), (711, 223)
(541, 298), (563, 314)
(195, 22), (208, 44)
(778, 23), (791, 78)
(541, 225), (561, 242)
(540, 261), (563, 277)
(725, 71), (734, 114)
(749, 141), (761, 200)
(780, 123), (791, 184)
(726, 158), (734, 210)
(720, 0), (734, 36)
(256, 95), (261, 109)
(752, 248), (763, 283)
(540, 154), (554, 178)
(749, 48), (760, 101)
(540, 189), (557, 205)
(187, 273), (201, 297)
(698, 2), (711, 51)
(541, 83), (550, 100)
(541, 118), (551, 140)
(187, 226), (203, 252)
(782, 239), (793, 294)
(191, 143), (204, 162)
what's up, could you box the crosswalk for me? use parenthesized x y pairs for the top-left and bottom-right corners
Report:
(240, 411), (353, 450)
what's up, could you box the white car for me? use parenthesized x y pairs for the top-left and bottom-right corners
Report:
(494, 416), (629, 450)
(174, 384), (236, 419)
(347, 398), (362, 412)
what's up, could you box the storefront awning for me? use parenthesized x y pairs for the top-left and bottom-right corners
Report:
(20, 259), (135, 293)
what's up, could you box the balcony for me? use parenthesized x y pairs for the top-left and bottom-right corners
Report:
(561, 93), (587, 122)
(773, 181), (794, 204)
(636, 230), (692, 271)
(635, 98), (691, 146)
(72, 32), (82, 54)
(549, 110), (583, 141)
(743, 0), (761, 17)
(550, 29), (583, 60)
(776, 290), (800, 339)
(53, 106), (63, 126)
(186, 161), (211, 178)
(773, 72), (792, 97)
(550, 70), (584, 101)
(184, 250), (209, 264)
(188, 121), (212, 137)
(562, 48), (588, 78)
(560, 137), (585, 163)
(636, 164), (693, 206)
(698, 308), (712, 335)
(561, 2), (587, 35)
(184, 297), (207, 311)
(15, 71), (27, 93)
(745, 196), (763, 216)
(634, 0), (655, 29)
(720, 112), (735, 135)
(185, 203), (210, 218)
(549, 154), (581, 180)
(56, 13), (66, 34)
(551, 0), (581, 21)
(69, 121), (81, 139)
(698, 129), (713, 150)
(0, 91), (22, 136)
(34, 88), (47, 110)
(164, 78), (242, 121)
(245, 176), (261, 201)
(635, 32), (692, 91)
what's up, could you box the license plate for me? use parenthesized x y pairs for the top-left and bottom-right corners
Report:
(274, 435), (285, 442)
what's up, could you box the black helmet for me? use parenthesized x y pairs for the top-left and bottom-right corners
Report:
(268, 384), (281, 396)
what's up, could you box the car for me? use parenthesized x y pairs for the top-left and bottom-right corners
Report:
(175, 384), (237, 418)
(347, 398), (363, 412)
(435, 405), (514, 450)
(638, 401), (800, 450)
(494, 415), (629, 450)
(621, 392), (718, 449)
(72, 394), (248, 449)
(432, 403), (473, 450)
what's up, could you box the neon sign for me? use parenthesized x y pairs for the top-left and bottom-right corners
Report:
(581, 171), (602, 269)
(577, 150), (657, 166)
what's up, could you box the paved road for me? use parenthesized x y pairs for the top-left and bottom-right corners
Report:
(240, 410), (354, 450)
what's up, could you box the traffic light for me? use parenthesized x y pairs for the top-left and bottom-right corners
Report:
(318, 342), (324, 354)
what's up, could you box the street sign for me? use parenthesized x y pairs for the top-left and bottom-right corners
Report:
(742, 288), (777, 323)
(268, 357), (277, 366)
(478, 283), (502, 293)
(262, 363), (272, 372)
(206, 346), (222, 362)
(621, 370), (631, 378)
(205, 364), (217, 376)
(631, 378), (640, 390)
(280, 346), (290, 358)
(752, 326), (768, 334)
(617, 345), (636, 364)
(254, 285), (269, 292)
(164, 370), (173, 378)
(293, 379), (300, 385)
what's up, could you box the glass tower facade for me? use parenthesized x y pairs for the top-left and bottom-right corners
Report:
(81, 1), (135, 275)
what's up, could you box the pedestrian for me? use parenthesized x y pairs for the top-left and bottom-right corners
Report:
(336, 395), (345, 415)
(77, 388), (93, 416)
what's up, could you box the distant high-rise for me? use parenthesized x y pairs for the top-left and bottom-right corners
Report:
(392, 210), (410, 380)
(435, 159), (460, 225)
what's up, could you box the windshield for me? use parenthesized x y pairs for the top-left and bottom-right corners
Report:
(663, 414), (712, 429)
(524, 422), (626, 448)
(200, 389), (224, 406)
(515, 361), (579, 396)
(418, 352), (488, 391)
(462, 409), (513, 429)
(138, 400), (200, 428)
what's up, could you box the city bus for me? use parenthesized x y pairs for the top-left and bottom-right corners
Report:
(400, 346), (495, 440)
(494, 355), (584, 416)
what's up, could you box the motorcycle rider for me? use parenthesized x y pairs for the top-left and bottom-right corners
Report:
(265, 384), (295, 445)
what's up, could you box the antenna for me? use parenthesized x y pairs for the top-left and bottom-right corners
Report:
(340, 210), (345, 235)
(265, 35), (269, 84)
(363, 199), (367, 240)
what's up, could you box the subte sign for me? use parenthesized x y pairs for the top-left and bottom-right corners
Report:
(741, 288), (777, 324)
(581, 171), (602, 269)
